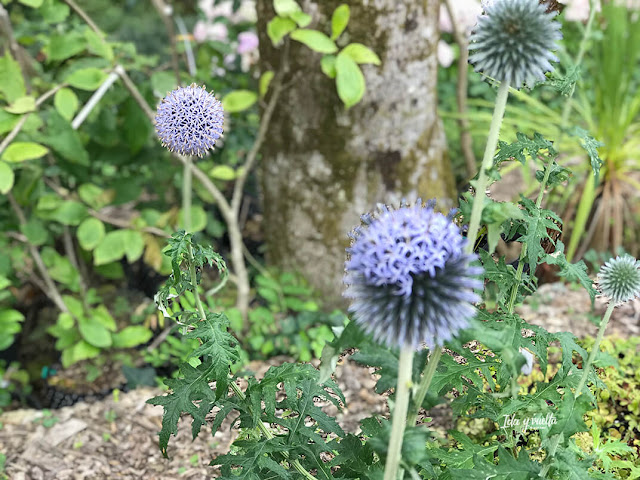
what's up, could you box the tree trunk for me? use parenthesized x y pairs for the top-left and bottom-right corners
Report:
(257, 0), (454, 307)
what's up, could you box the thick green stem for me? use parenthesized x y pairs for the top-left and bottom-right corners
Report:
(575, 302), (614, 396)
(465, 81), (510, 255)
(407, 346), (442, 427)
(183, 156), (193, 233)
(384, 346), (415, 480)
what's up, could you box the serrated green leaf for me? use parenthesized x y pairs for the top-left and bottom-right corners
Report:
(77, 217), (106, 250)
(335, 52), (365, 108)
(542, 241), (596, 303)
(222, 90), (257, 113)
(290, 29), (338, 54)
(331, 4), (350, 40)
(0, 162), (14, 194)
(147, 362), (218, 457)
(54, 87), (79, 121)
(494, 132), (557, 166)
(1, 142), (48, 163)
(65, 68), (108, 91)
(571, 127), (604, 184)
(267, 17), (296, 45)
(341, 43), (380, 65)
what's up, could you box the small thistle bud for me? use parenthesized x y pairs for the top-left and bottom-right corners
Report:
(155, 84), (224, 157)
(597, 255), (640, 304)
(469, 0), (562, 88)
(343, 201), (483, 350)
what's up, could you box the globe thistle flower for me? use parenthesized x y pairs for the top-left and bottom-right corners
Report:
(597, 255), (640, 304)
(343, 201), (483, 350)
(155, 84), (224, 157)
(469, 0), (562, 88)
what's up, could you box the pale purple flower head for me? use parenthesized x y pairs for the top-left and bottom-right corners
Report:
(155, 84), (224, 157)
(344, 200), (483, 350)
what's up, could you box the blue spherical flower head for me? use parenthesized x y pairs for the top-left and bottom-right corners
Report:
(344, 201), (483, 350)
(155, 84), (224, 157)
(469, 0), (562, 88)
(598, 255), (640, 304)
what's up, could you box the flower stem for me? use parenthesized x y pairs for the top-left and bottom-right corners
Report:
(464, 81), (510, 255)
(575, 302), (614, 396)
(384, 346), (415, 480)
(183, 156), (193, 233)
(407, 346), (442, 427)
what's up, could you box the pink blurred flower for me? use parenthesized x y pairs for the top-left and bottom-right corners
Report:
(560, 0), (600, 22)
(439, 0), (482, 34)
(237, 31), (258, 54)
(437, 40), (455, 68)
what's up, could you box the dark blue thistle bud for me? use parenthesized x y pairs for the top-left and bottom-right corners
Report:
(155, 84), (224, 157)
(598, 255), (640, 304)
(469, 0), (562, 88)
(344, 201), (483, 350)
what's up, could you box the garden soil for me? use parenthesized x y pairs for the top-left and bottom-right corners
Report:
(2, 283), (639, 480)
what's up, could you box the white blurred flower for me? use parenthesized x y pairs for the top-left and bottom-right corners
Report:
(437, 40), (455, 68)
(193, 20), (229, 43)
(560, 0), (600, 22)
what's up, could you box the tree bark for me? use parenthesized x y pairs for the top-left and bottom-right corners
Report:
(257, 0), (455, 307)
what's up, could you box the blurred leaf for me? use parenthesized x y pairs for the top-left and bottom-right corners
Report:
(178, 206), (207, 233)
(1, 142), (48, 163)
(65, 68), (108, 91)
(123, 230), (145, 262)
(37, 111), (89, 165)
(5, 96), (35, 114)
(78, 183), (114, 209)
(77, 217), (106, 251)
(54, 87), (79, 121)
(259, 71), (274, 98)
(273, 0), (301, 16)
(0, 309), (24, 351)
(20, 218), (48, 245)
(222, 90), (257, 113)
(290, 29), (338, 54)
(0, 53), (25, 102)
(40, 0), (70, 23)
(0, 162), (14, 194)
(341, 43), (380, 65)
(267, 17), (296, 45)
(122, 97), (151, 153)
(112, 326), (153, 348)
(151, 71), (176, 96)
(289, 11), (311, 27)
(331, 4), (350, 40)
(78, 317), (112, 348)
(84, 28), (113, 61)
(18, 0), (43, 7)
(335, 52), (365, 108)
(47, 31), (86, 62)
(92, 305), (117, 331)
(209, 165), (236, 181)
(52, 201), (88, 226)
(94, 230), (127, 265)
(42, 247), (80, 290)
(320, 55), (337, 79)
(61, 340), (100, 367)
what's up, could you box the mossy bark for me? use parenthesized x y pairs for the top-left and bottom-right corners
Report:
(257, 0), (455, 307)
